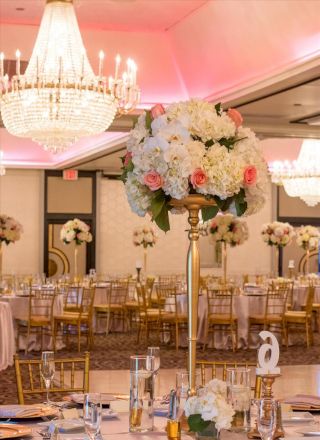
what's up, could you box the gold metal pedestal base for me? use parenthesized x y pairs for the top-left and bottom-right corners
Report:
(247, 374), (284, 439)
(170, 195), (216, 396)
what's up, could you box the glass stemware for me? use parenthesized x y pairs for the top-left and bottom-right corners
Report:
(147, 347), (160, 373)
(40, 351), (55, 405)
(83, 393), (102, 440)
(257, 398), (277, 440)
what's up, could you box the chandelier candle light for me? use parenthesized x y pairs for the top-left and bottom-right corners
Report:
(0, 0), (140, 154)
(270, 139), (320, 207)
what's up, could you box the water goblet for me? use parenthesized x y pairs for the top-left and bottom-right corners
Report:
(257, 398), (277, 440)
(40, 351), (55, 405)
(83, 393), (102, 440)
(226, 367), (251, 432)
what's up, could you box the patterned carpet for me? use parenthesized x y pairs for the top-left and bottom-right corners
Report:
(1, 331), (320, 404)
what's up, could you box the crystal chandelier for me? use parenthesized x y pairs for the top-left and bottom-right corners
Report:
(270, 139), (320, 207)
(0, 0), (140, 154)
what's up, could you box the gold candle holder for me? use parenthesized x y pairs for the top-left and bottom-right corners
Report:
(166, 420), (181, 440)
(247, 373), (284, 439)
(170, 195), (216, 397)
(129, 407), (143, 428)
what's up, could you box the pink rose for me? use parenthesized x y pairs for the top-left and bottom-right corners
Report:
(244, 165), (257, 186)
(144, 171), (164, 191)
(190, 168), (207, 189)
(124, 151), (132, 166)
(150, 103), (165, 119)
(227, 108), (243, 128)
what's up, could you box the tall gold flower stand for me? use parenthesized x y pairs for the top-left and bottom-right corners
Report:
(170, 194), (216, 396)
(0, 241), (2, 276)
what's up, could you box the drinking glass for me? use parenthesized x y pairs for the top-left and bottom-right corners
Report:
(176, 371), (200, 410)
(40, 351), (55, 404)
(147, 347), (160, 373)
(226, 367), (251, 432)
(83, 393), (102, 440)
(129, 355), (155, 433)
(257, 399), (277, 440)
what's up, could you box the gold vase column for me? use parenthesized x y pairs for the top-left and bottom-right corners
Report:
(170, 195), (216, 397)
(143, 246), (148, 277)
(306, 249), (310, 275)
(0, 241), (2, 276)
(222, 241), (227, 285)
(74, 243), (79, 281)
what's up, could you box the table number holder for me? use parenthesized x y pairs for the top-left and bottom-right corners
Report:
(248, 331), (284, 439)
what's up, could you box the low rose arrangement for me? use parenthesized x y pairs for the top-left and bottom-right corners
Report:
(208, 214), (249, 246)
(60, 218), (93, 245)
(0, 214), (23, 245)
(184, 379), (234, 434)
(296, 225), (320, 251)
(261, 221), (295, 247)
(133, 225), (157, 248)
(121, 99), (269, 232)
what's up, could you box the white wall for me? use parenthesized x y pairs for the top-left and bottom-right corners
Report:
(98, 178), (273, 277)
(0, 169), (43, 274)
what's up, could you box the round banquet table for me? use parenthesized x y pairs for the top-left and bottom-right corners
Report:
(0, 301), (15, 371)
(0, 293), (64, 351)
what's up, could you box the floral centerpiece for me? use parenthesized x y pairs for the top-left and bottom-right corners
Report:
(0, 214), (23, 274)
(60, 218), (93, 245)
(0, 214), (23, 245)
(296, 225), (320, 251)
(133, 225), (157, 248)
(261, 221), (295, 247)
(121, 99), (269, 232)
(209, 214), (249, 247)
(60, 218), (93, 278)
(185, 379), (234, 439)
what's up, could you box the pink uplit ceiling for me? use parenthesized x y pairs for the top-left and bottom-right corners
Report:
(260, 138), (302, 163)
(0, 0), (319, 168)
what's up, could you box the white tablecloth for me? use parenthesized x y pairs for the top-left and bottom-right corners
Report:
(0, 301), (15, 371)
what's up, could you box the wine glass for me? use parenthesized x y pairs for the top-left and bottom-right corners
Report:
(40, 351), (55, 405)
(83, 393), (102, 439)
(147, 347), (160, 373)
(257, 398), (277, 440)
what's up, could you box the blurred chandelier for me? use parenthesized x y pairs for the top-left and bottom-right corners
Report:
(270, 139), (320, 207)
(0, 0), (140, 154)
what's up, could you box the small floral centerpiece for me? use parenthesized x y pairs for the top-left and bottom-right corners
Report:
(133, 225), (157, 248)
(184, 379), (234, 439)
(121, 99), (269, 232)
(296, 225), (320, 251)
(209, 214), (249, 247)
(261, 221), (295, 248)
(0, 214), (23, 245)
(60, 218), (93, 245)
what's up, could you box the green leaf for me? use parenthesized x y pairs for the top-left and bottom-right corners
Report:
(188, 414), (211, 433)
(201, 205), (219, 222)
(215, 102), (222, 115)
(154, 204), (170, 232)
(234, 188), (247, 216)
(205, 139), (214, 149)
(213, 195), (233, 212)
(150, 190), (166, 219)
(219, 136), (247, 151)
(145, 110), (152, 132)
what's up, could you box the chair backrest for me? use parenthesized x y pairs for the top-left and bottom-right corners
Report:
(28, 288), (57, 322)
(109, 281), (128, 305)
(207, 287), (234, 318)
(265, 285), (290, 318)
(80, 287), (95, 320)
(195, 360), (261, 398)
(14, 352), (90, 404)
(305, 285), (315, 315)
(64, 285), (82, 310)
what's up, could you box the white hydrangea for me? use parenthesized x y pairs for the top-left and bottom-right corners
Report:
(133, 225), (157, 247)
(296, 225), (320, 251)
(0, 214), (23, 244)
(261, 221), (295, 247)
(125, 173), (153, 217)
(60, 218), (93, 244)
(209, 214), (249, 246)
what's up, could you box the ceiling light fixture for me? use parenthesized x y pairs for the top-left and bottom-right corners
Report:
(0, 0), (140, 154)
(269, 138), (320, 207)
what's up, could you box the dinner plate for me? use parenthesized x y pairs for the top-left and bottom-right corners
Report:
(0, 423), (32, 439)
(0, 405), (58, 420)
(297, 431), (320, 437)
(69, 393), (115, 406)
(282, 412), (314, 424)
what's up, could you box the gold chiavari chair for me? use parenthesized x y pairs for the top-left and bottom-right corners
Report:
(248, 284), (290, 345)
(136, 284), (161, 343)
(16, 287), (57, 354)
(53, 286), (95, 352)
(284, 285), (315, 347)
(126, 277), (155, 329)
(271, 279), (294, 310)
(156, 284), (188, 351)
(14, 352), (90, 404)
(94, 281), (129, 335)
(63, 285), (82, 312)
(203, 287), (238, 352)
(195, 360), (262, 398)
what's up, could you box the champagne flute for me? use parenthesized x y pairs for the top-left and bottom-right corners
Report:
(257, 398), (277, 440)
(83, 393), (102, 440)
(40, 351), (55, 405)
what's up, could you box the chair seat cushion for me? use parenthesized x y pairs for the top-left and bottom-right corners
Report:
(30, 316), (51, 325)
(125, 301), (138, 308)
(249, 314), (283, 323)
(208, 314), (237, 324)
(54, 312), (88, 321)
(284, 311), (308, 322)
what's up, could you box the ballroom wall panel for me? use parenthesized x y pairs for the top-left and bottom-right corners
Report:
(0, 169), (43, 274)
(98, 178), (273, 276)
